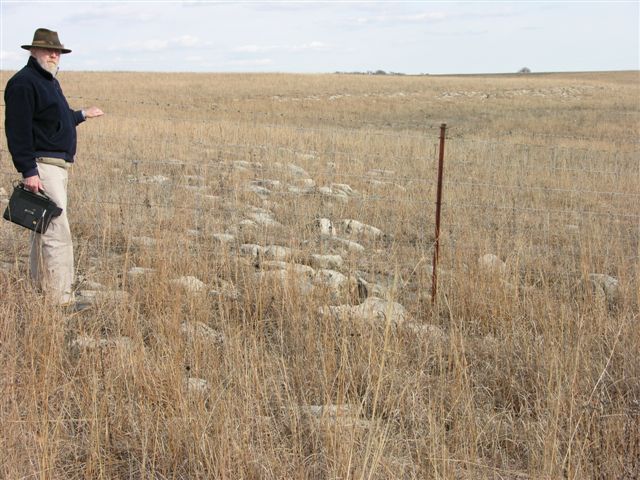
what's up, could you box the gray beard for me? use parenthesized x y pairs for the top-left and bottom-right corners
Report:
(36, 57), (58, 76)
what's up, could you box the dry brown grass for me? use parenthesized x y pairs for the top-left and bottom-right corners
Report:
(1, 70), (638, 479)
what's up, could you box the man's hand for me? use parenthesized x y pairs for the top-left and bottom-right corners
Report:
(84, 106), (104, 119)
(23, 175), (43, 193)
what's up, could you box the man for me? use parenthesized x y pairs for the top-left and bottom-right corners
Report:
(4, 28), (103, 306)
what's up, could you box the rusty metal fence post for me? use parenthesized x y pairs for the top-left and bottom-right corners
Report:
(432, 123), (447, 305)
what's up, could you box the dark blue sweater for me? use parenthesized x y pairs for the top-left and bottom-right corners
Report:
(4, 56), (85, 178)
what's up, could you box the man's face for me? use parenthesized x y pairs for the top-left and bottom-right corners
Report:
(31, 47), (61, 75)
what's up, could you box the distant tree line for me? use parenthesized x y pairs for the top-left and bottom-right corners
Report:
(334, 68), (533, 75)
(334, 70), (429, 76)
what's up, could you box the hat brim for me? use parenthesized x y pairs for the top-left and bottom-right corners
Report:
(21, 44), (72, 54)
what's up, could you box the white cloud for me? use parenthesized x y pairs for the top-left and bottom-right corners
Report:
(234, 45), (273, 53)
(138, 39), (170, 52)
(400, 12), (448, 22)
(0, 50), (23, 62)
(174, 35), (199, 47)
(228, 58), (273, 66)
(354, 11), (448, 25)
(234, 42), (330, 53)
(110, 36), (207, 53)
(65, 5), (159, 25)
(290, 41), (329, 52)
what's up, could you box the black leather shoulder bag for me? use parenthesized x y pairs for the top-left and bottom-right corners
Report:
(3, 183), (63, 234)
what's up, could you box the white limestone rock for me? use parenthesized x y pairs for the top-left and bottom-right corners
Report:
(299, 178), (316, 188)
(288, 163), (310, 178)
(318, 186), (349, 203)
(185, 377), (210, 395)
(70, 335), (108, 350)
(310, 254), (343, 270)
(478, 254), (506, 274)
(367, 179), (391, 188)
(212, 233), (236, 244)
(170, 276), (206, 293)
(131, 236), (157, 247)
(299, 404), (362, 420)
(332, 237), (365, 253)
(290, 263), (316, 277)
(255, 270), (314, 294)
(313, 269), (358, 301)
(318, 186), (335, 196)
(233, 160), (262, 171)
(182, 175), (203, 186)
(258, 260), (289, 271)
(366, 169), (395, 178)
(331, 183), (358, 197)
(288, 185), (313, 195)
(201, 194), (220, 203)
(247, 212), (281, 228)
(403, 322), (447, 342)
(76, 289), (130, 304)
(252, 179), (281, 189)
(263, 245), (293, 261)
(341, 219), (384, 239)
(259, 261), (315, 277)
(209, 278), (240, 299)
(588, 273), (620, 305)
(181, 321), (225, 345)
(240, 244), (264, 258)
(133, 174), (171, 185)
(250, 205), (274, 215)
(297, 404), (371, 430)
(233, 160), (253, 170)
(255, 270), (288, 282)
(246, 183), (271, 198)
(314, 269), (349, 289)
(238, 219), (258, 229)
(182, 185), (207, 192)
(315, 218), (337, 237)
(355, 276), (389, 299)
(128, 267), (156, 278)
(81, 280), (106, 290)
(321, 297), (411, 327)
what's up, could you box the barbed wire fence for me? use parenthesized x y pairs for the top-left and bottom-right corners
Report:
(0, 99), (638, 305)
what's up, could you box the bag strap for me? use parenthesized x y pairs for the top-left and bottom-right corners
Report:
(16, 182), (54, 202)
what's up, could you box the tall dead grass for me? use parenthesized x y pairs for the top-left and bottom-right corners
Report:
(1, 70), (638, 479)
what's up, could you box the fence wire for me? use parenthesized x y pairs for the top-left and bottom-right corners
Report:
(1, 134), (638, 221)
(1, 103), (638, 298)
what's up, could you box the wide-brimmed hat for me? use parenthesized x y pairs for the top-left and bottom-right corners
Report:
(21, 28), (71, 54)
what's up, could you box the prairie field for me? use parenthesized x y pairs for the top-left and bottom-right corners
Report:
(0, 69), (638, 479)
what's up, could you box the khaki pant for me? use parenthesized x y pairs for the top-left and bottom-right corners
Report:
(30, 161), (74, 304)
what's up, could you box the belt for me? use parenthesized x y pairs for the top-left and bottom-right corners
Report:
(37, 157), (71, 169)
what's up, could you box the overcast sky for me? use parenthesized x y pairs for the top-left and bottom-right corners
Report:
(1, 1), (638, 74)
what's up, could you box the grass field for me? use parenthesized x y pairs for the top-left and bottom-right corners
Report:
(1, 69), (638, 479)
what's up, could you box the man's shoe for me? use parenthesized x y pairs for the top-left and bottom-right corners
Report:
(70, 299), (93, 312)
(59, 298), (93, 313)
